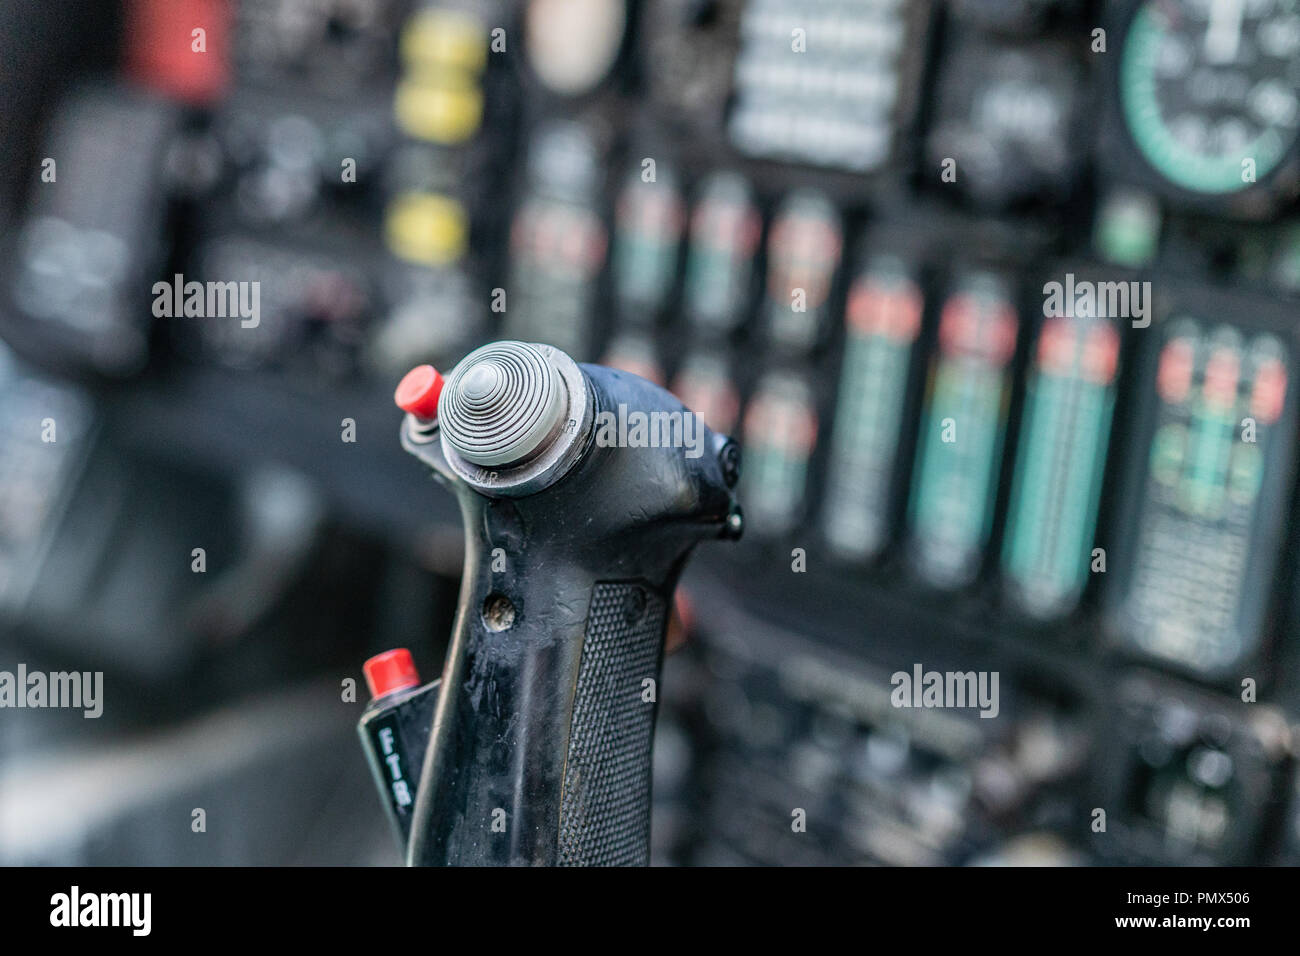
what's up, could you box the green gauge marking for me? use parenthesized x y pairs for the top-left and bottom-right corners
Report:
(1120, 0), (1300, 195)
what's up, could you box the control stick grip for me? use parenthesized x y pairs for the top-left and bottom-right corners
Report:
(395, 347), (741, 866)
(407, 533), (675, 866)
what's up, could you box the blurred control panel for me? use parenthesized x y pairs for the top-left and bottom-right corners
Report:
(3, 0), (1300, 865)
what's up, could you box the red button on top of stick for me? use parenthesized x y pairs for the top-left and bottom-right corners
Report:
(395, 365), (444, 420)
(363, 648), (421, 699)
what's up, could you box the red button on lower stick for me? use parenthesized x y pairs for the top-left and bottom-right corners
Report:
(395, 365), (444, 420)
(363, 648), (421, 699)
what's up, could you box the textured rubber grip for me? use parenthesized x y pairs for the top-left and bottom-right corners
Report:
(557, 582), (667, 866)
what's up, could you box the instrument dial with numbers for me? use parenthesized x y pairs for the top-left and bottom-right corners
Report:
(1118, 0), (1300, 199)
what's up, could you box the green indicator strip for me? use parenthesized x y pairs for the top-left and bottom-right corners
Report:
(911, 358), (1006, 588)
(824, 332), (912, 557)
(1004, 358), (1115, 617)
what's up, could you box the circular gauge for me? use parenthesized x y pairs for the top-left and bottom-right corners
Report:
(525, 0), (626, 96)
(927, 40), (1083, 209)
(1119, 0), (1300, 196)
